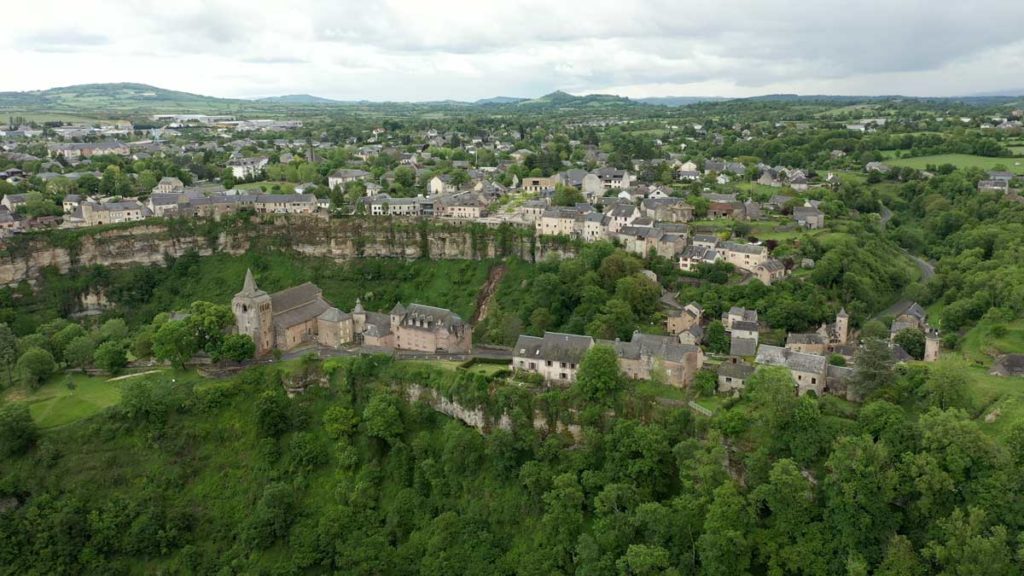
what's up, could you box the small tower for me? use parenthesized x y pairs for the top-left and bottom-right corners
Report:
(232, 269), (273, 355)
(924, 328), (941, 362)
(390, 302), (406, 333)
(836, 307), (849, 345)
(352, 298), (366, 336)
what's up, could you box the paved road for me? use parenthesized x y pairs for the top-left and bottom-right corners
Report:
(904, 250), (935, 281)
(880, 204), (893, 227)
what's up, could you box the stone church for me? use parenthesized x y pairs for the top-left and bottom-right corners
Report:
(232, 270), (472, 356)
(232, 269), (352, 356)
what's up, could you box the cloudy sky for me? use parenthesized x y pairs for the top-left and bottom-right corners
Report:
(4, 0), (1024, 101)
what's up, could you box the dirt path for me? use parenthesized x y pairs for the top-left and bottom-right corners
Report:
(107, 370), (163, 382)
(472, 264), (507, 324)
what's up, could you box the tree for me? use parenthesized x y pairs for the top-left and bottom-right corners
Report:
(573, 344), (623, 405)
(153, 320), (198, 368)
(586, 299), (636, 341)
(615, 544), (671, 576)
(0, 322), (18, 384)
(16, 347), (56, 389)
(221, 168), (236, 189)
(614, 274), (661, 318)
(131, 328), (155, 360)
(824, 435), (899, 564)
(98, 318), (129, 342)
(363, 393), (404, 445)
(850, 338), (895, 398)
(752, 458), (827, 575)
(64, 335), (95, 370)
(893, 328), (925, 360)
(698, 481), (754, 576)
(920, 360), (972, 410)
(0, 402), (37, 456)
(220, 334), (255, 362)
(923, 508), (1017, 576)
(93, 340), (128, 375)
(876, 535), (925, 576)
(323, 405), (359, 439)
(185, 301), (234, 358)
(551, 184), (584, 207)
(255, 390), (290, 438)
(50, 323), (86, 364)
(705, 321), (729, 354)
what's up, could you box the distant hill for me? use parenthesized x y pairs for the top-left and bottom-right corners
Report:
(0, 83), (245, 116)
(474, 96), (527, 105)
(635, 96), (730, 106)
(254, 94), (341, 104)
(516, 90), (640, 109)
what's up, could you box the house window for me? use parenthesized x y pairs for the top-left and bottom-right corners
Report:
(811, 378), (817, 385)
(797, 375), (802, 380)
(560, 373), (567, 380)
(546, 360), (552, 367)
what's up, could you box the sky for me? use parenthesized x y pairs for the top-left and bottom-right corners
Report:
(3, 0), (1024, 101)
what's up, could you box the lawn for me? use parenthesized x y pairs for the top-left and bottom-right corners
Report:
(3, 369), (206, 429)
(635, 380), (687, 402)
(234, 181), (297, 192)
(959, 319), (1024, 364)
(6, 374), (123, 429)
(968, 367), (1024, 439)
(886, 154), (1024, 174)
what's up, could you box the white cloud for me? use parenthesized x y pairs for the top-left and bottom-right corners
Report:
(2, 0), (1023, 100)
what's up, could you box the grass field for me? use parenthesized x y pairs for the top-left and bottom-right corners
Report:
(969, 367), (1024, 438)
(234, 181), (296, 192)
(886, 154), (1024, 174)
(960, 319), (1024, 364)
(3, 369), (206, 429)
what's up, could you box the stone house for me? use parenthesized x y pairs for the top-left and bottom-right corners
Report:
(722, 307), (758, 331)
(513, 332), (594, 383)
(228, 157), (268, 179)
(153, 176), (184, 194)
(641, 197), (694, 222)
(753, 259), (787, 285)
(720, 242), (769, 272)
(754, 345), (829, 396)
(718, 358), (755, 394)
(602, 332), (705, 387)
(793, 206), (825, 229)
(606, 204), (640, 234)
(785, 333), (828, 356)
(329, 169), (371, 189)
(678, 245), (720, 271)
(615, 226), (686, 259)
(667, 302), (703, 335)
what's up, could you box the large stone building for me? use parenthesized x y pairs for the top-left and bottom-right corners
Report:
(232, 271), (470, 356)
(513, 330), (704, 387)
(232, 270), (351, 356)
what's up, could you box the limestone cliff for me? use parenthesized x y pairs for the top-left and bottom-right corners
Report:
(0, 215), (577, 286)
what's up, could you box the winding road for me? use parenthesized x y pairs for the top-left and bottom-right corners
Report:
(872, 203), (936, 320)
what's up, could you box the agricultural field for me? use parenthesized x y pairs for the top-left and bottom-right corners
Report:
(886, 153), (1024, 173)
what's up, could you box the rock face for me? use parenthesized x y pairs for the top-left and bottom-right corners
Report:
(406, 384), (581, 440)
(0, 216), (577, 287)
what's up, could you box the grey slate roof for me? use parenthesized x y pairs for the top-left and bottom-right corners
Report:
(755, 344), (827, 374)
(718, 361), (755, 379)
(271, 282), (321, 313)
(515, 332), (594, 364)
(730, 336), (758, 357)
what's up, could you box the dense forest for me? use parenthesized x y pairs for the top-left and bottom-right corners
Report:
(1, 351), (1022, 575)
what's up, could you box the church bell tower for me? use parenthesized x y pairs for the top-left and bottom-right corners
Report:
(232, 269), (274, 355)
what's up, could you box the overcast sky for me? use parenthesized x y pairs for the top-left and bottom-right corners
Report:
(4, 0), (1023, 101)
